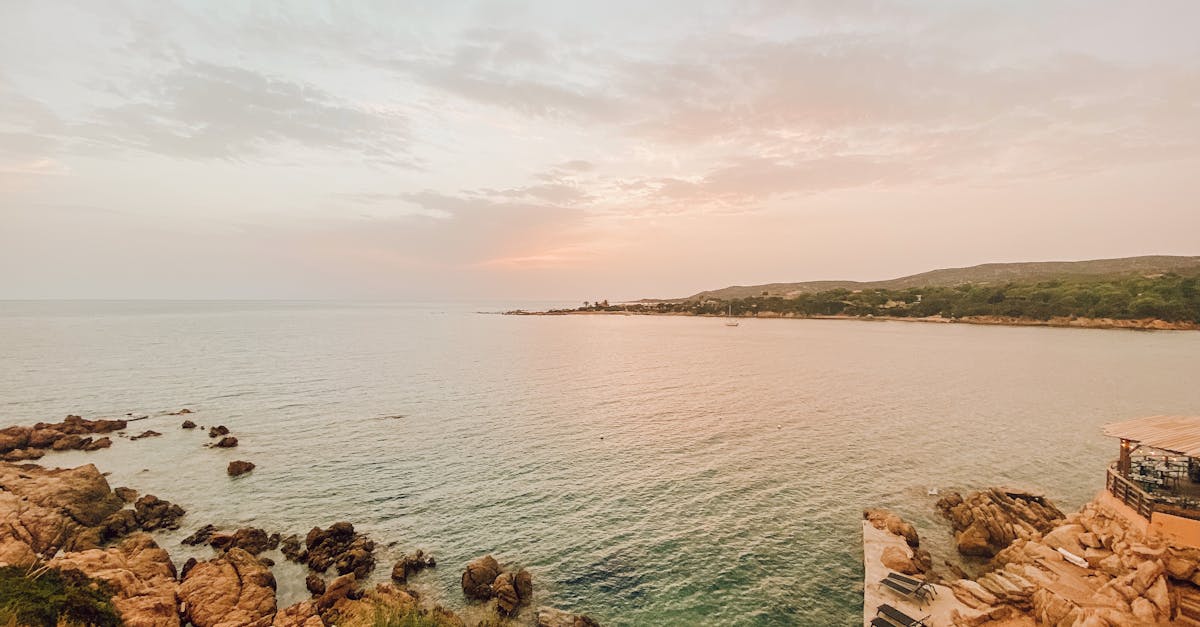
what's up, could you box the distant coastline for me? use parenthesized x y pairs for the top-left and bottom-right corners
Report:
(504, 309), (1200, 331)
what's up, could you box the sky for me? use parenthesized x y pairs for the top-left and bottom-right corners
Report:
(2, 1), (1199, 301)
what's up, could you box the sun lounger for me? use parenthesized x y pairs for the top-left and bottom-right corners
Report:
(878, 571), (931, 605)
(885, 572), (937, 598)
(880, 575), (925, 605)
(875, 603), (929, 627)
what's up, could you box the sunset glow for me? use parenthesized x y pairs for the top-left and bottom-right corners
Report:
(2, 2), (1198, 300)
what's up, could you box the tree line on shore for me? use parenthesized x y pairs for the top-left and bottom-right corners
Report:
(571, 273), (1200, 322)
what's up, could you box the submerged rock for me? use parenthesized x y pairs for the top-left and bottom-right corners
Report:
(215, 436), (239, 448)
(181, 419), (197, 429)
(183, 523), (219, 546)
(208, 425), (230, 438)
(537, 606), (601, 627)
(390, 549), (436, 584)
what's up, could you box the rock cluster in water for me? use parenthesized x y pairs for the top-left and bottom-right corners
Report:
(461, 554), (535, 616)
(0, 414), (128, 461)
(0, 409), (604, 626)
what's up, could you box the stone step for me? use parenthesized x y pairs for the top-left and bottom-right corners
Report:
(1179, 594), (1200, 621)
(1176, 614), (1200, 627)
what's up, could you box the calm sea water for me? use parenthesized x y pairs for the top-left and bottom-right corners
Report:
(2, 301), (1199, 625)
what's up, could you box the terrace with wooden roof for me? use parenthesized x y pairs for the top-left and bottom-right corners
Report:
(1104, 415), (1200, 528)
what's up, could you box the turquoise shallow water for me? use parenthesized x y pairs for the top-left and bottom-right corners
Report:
(2, 301), (1199, 625)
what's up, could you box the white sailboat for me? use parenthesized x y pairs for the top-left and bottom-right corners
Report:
(724, 304), (739, 327)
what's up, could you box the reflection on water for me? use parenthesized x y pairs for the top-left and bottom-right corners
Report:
(2, 301), (1198, 625)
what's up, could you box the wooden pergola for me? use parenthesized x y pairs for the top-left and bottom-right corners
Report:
(1103, 415), (1200, 519)
(1105, 415), (1200, 475)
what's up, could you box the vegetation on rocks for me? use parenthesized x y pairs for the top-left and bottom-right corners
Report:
(0, 565), (121, 627)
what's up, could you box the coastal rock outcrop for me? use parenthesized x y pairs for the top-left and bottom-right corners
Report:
(48, 533), (180, 627)
(461, 554), (534, 615)
(931, 491), (1197, 626)
(1, 447), (45, 461)
(84, 436), (113, 450)
(864, 508), (920, 547)
(306, 573), (327, 596)
(0, 426), (30, 452)
(181, 420), (197, 429)
(1, 415), (127, 458)
(316, 572), (360, 611)
(0, 461), (124, 564)
(862, 509), (931, 574)
(303, 522), (376, 579)
(210, 527), (280, 555)
(461, 554), (502, 600)
(28, 427), (64, 448)
(51, 434), (91, 450)
(272, 600), (325, 627)
(179, 547), (277, 627)
(209, 425), (230, 438)
(133, 494), (186, 531)
(936, 488), (1065, 557)
(280, 533), (305, 561)
(215, 436), (239, 448)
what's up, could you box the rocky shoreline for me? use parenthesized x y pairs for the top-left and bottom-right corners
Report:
(864, 488), (1200, 626)
(0, 412), (601, 627)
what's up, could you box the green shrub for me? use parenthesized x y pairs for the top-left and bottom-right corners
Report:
(0, 565), (121, 627)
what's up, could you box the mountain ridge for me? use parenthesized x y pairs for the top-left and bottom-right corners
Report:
(670, 255), (1200, 302)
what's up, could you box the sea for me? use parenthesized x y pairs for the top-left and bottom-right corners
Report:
(2, 300), (1198, 625)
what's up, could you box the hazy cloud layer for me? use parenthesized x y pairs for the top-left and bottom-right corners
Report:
(1, 1), (1198, 299)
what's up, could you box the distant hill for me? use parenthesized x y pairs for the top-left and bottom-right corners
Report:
(677, 255), (1200, 301)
